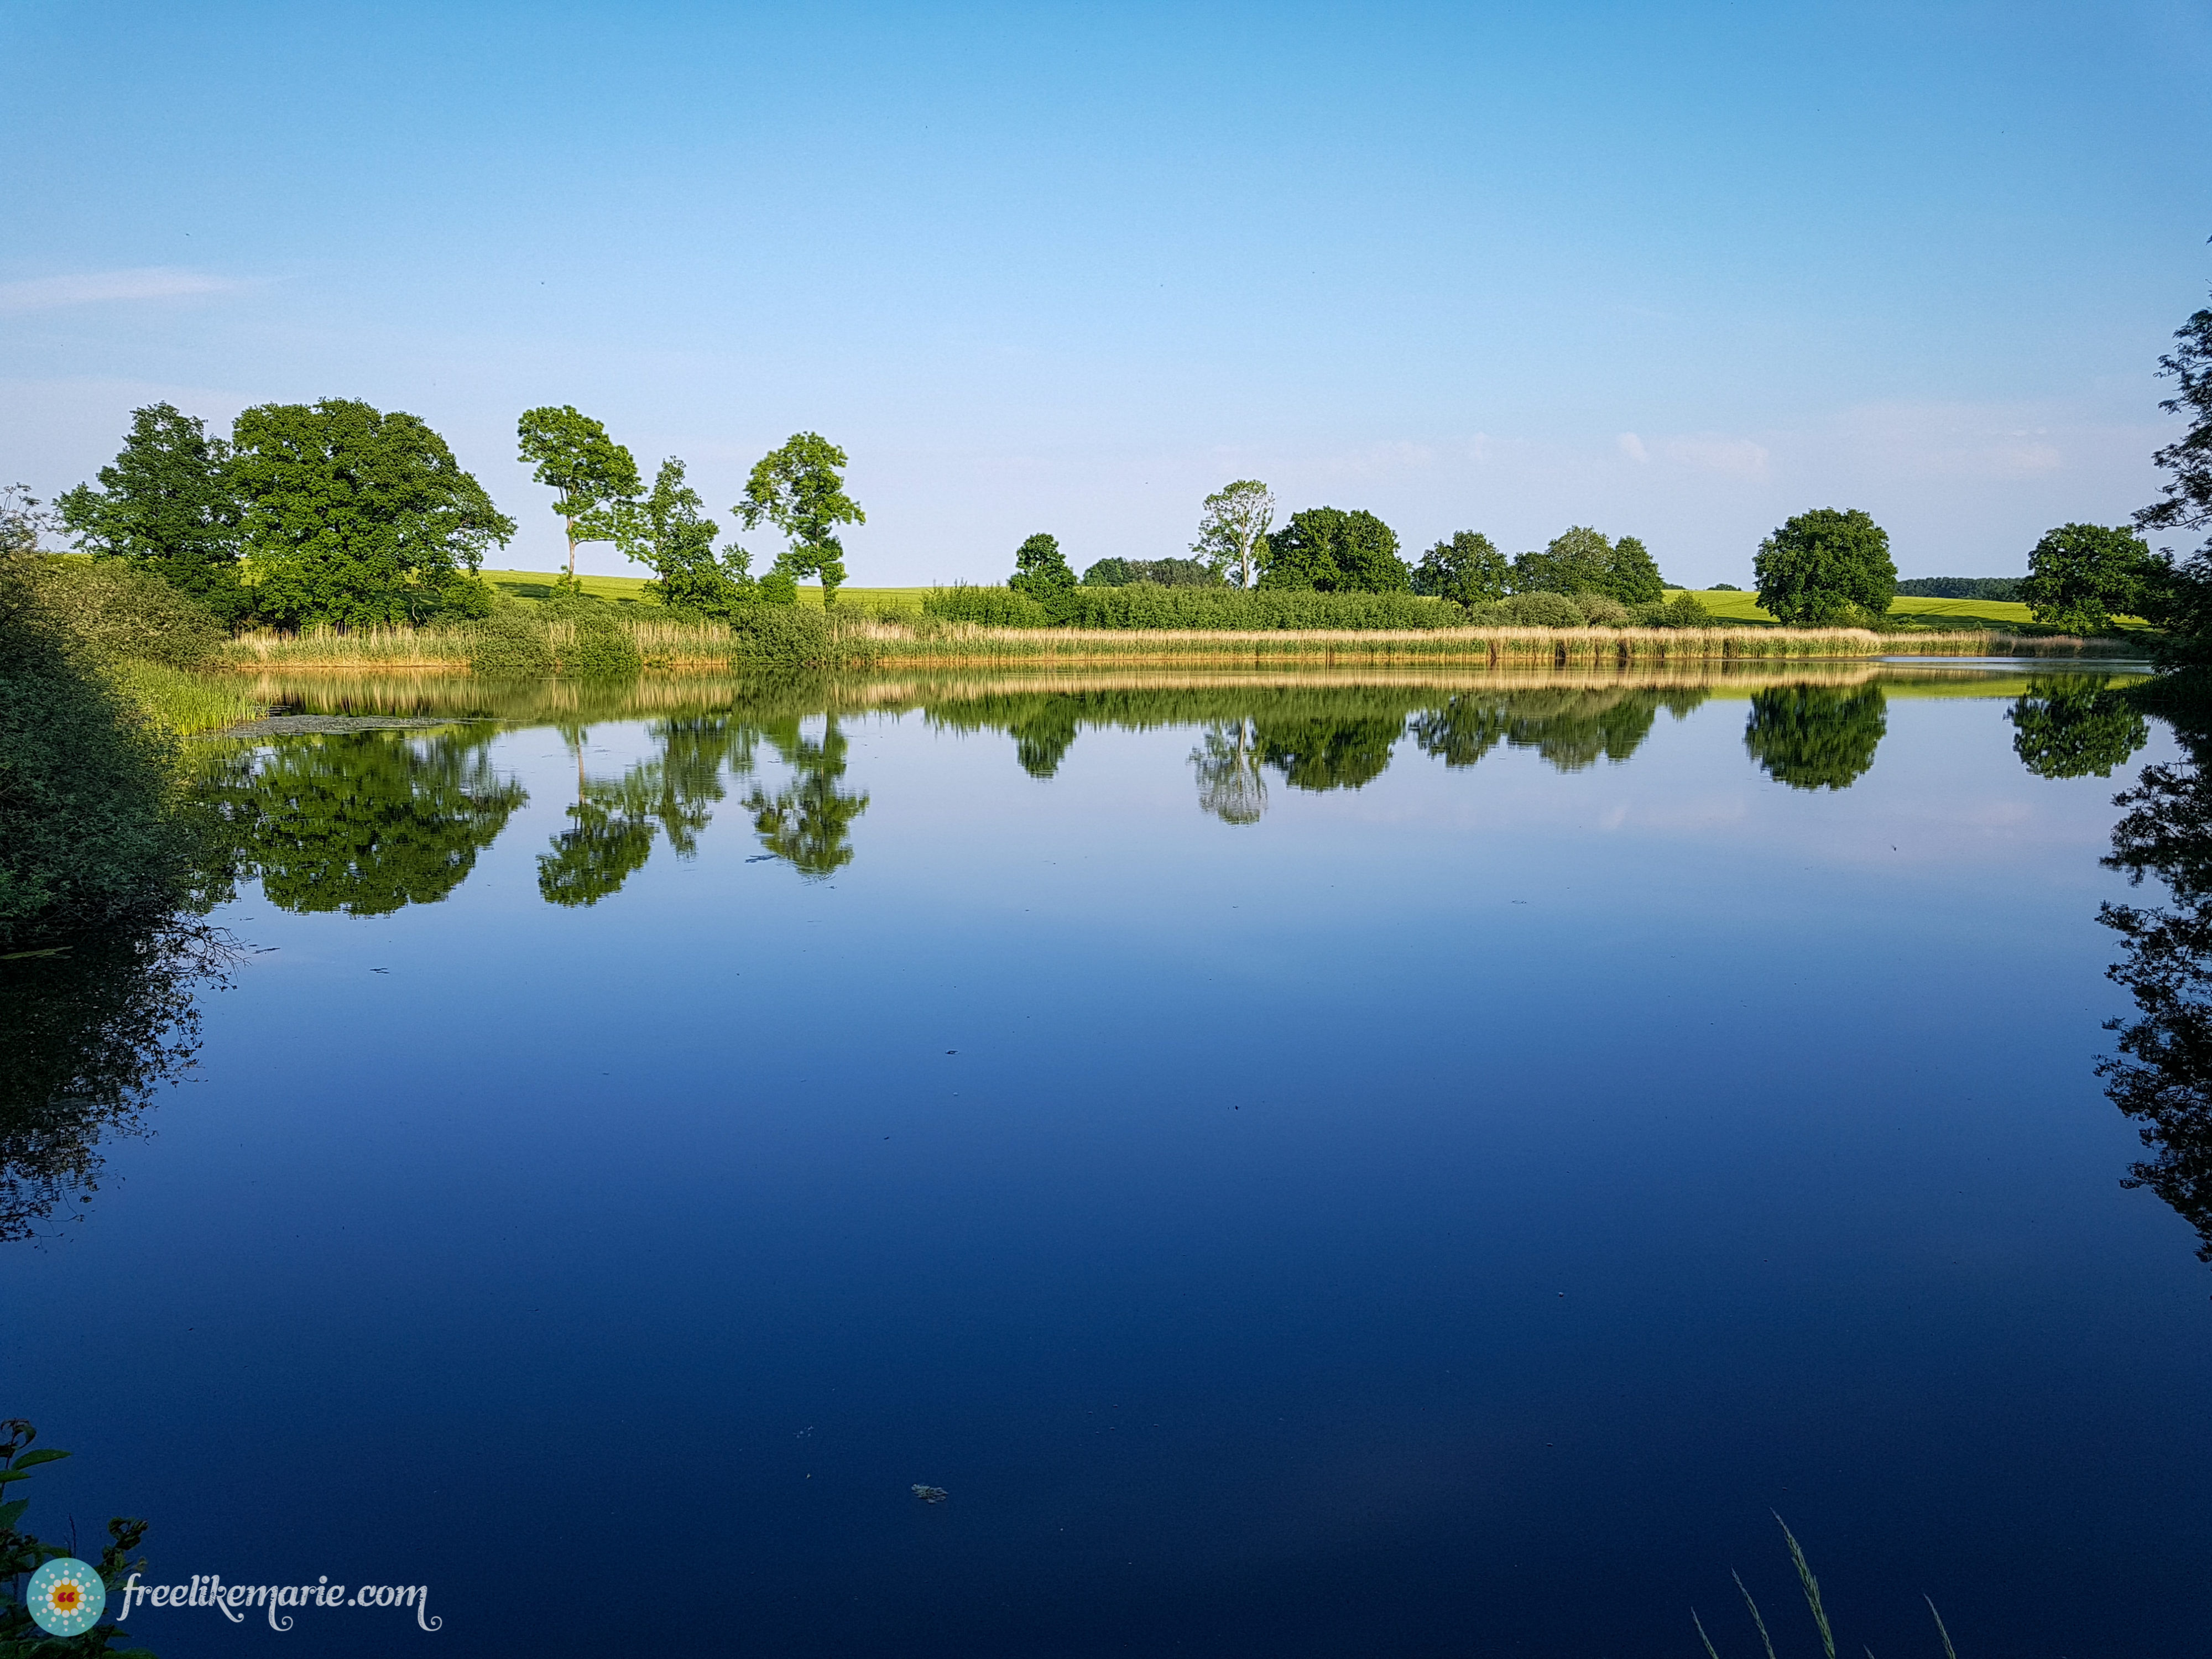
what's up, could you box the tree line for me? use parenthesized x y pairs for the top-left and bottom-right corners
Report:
(48, 399), (862, 629)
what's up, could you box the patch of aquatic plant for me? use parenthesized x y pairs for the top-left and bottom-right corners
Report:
(1694, 1516), (1961, 1659)
(109, 660), (263, 735)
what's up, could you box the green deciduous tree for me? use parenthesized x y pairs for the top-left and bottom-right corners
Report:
(1258, 507), (1408, 593)
(1744, 685), (1887, 789)
(1510, 526), (1666, 604)
(56, 403), (251, 623)
(2020, 523), (2159, 634)
(1008, 532), (1076, 599)
(1193, 480), (1275, 588)
(517, 405), (642, 586)
(1411, 531), (1510, 604)
(2132, 282), (2212, 658)
(232, 398), (514, 627)
(1752, 509), (1896, 626)
(738, 432), (864, 604)
(611, 457), (755, 615)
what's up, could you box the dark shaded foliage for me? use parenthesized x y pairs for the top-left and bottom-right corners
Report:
(29, 557), (226, 669)
(1743, 685), (1887, 790)
(1252, 715), (1402, 791)
(1081, 556), (1220, 588)
(57, 400), (254, 625)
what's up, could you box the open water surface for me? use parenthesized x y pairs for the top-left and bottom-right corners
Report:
(6, 663), (2210, 1657)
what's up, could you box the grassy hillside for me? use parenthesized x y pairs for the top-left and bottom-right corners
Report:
(1673, 588), (2153, 634)
(479, 570), (929, 613)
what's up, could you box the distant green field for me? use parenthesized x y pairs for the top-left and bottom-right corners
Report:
(1671, 588), (2156, 634)
(479, 570), (930, 613)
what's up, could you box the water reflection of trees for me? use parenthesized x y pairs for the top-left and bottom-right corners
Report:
(2010, 677), (2150, 780)
(2100, 726), (2212, 1261)
(1743, 686), (1886, 790)
(1191, 720), (1268, 825)
(538, 717), (764, 906)
(0, 922), (231, 1241)
(744, 717), (869, 880)
(210, 732), (528, 915)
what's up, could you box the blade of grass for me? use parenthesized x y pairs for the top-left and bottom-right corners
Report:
(1776, 1515), (1837, 1659)
(1734, 1572), (1780, 1659)
(1926, 1597), (1958, 1659)
(1693, 1609), (1724, 1659)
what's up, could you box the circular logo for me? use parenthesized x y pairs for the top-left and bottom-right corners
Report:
(28, 1557), (105, 1636)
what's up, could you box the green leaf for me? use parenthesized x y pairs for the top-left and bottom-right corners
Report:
(0, 1497), (28, 1529)
(12, 1450), (67, 1469)
(0, 1469), (33, 1484)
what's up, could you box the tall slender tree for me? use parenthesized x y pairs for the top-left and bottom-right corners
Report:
(737, 432), (864, 604)
(1193, 480), (1275, 588)
(517, 406), (641, 585)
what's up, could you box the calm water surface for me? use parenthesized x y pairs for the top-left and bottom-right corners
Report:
(7, 665), (2209, 1657)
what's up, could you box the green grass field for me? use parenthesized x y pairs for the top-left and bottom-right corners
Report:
(1671, 587), (2157, 634)
(479, 570), (930, 613)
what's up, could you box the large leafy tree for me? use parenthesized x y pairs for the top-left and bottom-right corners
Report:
(1752, 508), (1896, 626)
(1258, 507), (1408, 593)
(611, 458), (755, 615)
(1510, 526), (1665, 603)
(1412, 531), (1509, 604)
(56, 403), (252, 623)
(2020, 523), (2159, 634)
(1008, 532), (1075, 599)
(738, 432), (865, 604)
(232, 398), (514, 627)
(1193, 480), (1275, 588)
(2134, 280), (2212, 656)
(1743, 685), (1887, 789)
(517, 405), (641, 586)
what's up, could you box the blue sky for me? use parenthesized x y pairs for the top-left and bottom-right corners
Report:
(3, 0), (2208, 585)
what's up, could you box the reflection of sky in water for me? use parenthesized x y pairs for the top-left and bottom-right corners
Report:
(6, 670), (2208, 1658)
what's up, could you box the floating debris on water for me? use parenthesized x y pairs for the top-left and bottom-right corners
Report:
(911, 1484), (949, 1504)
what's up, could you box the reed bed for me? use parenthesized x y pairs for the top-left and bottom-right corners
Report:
(210, 614), (2131, 676)
(110, 660), (266, 735)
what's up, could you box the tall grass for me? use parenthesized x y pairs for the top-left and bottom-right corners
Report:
(1695, 1517), (1959, 1658)
(109, 660), (262, 735)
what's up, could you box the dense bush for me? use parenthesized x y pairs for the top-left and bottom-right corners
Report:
(1574, 593), (1631, 627)
(0, 555), (210, 947)
(1056, 585), (1462, 629)
(469, 605), (556, 677)
(554, 609), (643, 678)
(30, 557), (226, 667)
(1627, 592), (1713, 629)
(923, 584), (1053, 626)
(728, 603), (832, 666)
(1468, 591), (1587, 629)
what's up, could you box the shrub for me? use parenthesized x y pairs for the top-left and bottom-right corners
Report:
(469, 605), (556, 677)
(728, 603), (832, 666)
(29, 557), (226, 668)
(1574, 593), (1631, 627)
(1054, 585), (1462, 629)
(922, 584), (1052, 627)
(1081, 556), (1220, 588)
(553, 609), (643, 679)
(758, 566), (799, 605)
(1, 555), (208, 947)
(1469, 591), (1586, 629)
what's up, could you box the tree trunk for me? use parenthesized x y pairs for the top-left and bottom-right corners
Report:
(565, 518), (578, 582)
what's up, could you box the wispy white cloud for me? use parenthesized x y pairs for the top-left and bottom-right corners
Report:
(1660, 434), (1769, 477)
(0, 267), (242, 313)
(1616, 431), (1649, 463)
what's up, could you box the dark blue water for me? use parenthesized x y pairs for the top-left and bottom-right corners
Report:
(7, 668), (2207, 1657)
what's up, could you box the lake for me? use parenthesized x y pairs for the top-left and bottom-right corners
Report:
(6, 662), (2208, 1657)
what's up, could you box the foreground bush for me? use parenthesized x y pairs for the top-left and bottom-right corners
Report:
(29, 558), (226, 669)
(0, 557), (211, 947)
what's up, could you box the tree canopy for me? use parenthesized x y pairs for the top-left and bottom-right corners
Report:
(1258, 507), (1409, 593)
(232, 399), (512, 628)
(1009, 532), (1076, 598)
(738, 432), (864, 604)
(1752, 509), (1896, 626)
(56, 402), (251, 623)
(2008, 677), (2150, 780)
(1510, 526), (1666, 604)
(517, 405), (641, 583)
(1193, 480), (1275, 588)
(1412, 531), (1510, 604)
(612, 458), (755, 615)
(2020, 523), (2159, 634)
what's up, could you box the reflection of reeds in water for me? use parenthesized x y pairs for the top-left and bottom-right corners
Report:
(1695, 1517), (1960, 1659)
